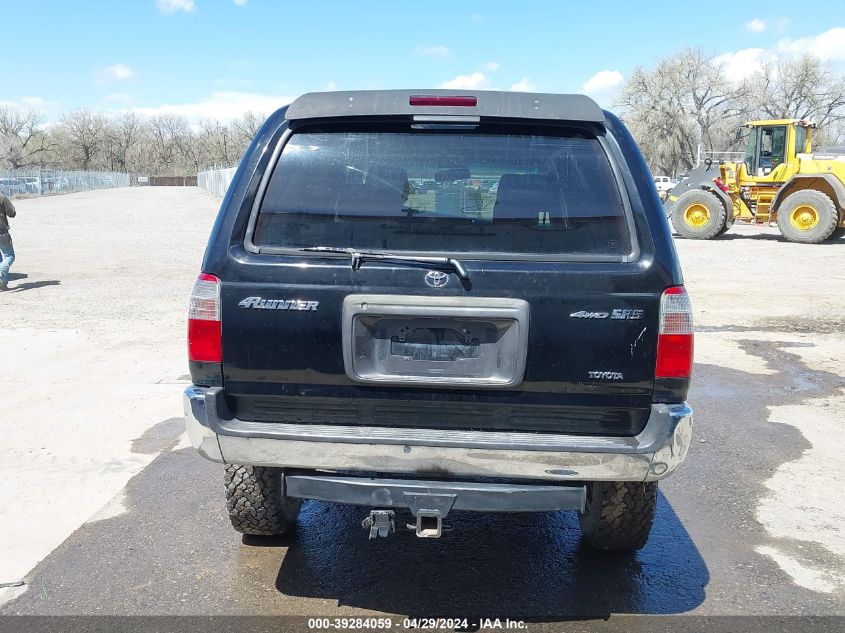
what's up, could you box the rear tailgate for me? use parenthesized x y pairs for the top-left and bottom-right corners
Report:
(220, 261), (660, 435)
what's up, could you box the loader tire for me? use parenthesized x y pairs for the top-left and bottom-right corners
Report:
(777, 190), (839, 243)
(830, 215), (845, 239)
(224, 465), (301, 536)
(671, 189), (727, 239)
(579, 481), (657, 552)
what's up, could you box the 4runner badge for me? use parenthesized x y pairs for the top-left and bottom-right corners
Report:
(238, 297), (319, 311)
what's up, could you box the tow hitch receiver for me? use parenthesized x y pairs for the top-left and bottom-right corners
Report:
(403, 493), (456, 538)
(409, 510), (443, 538)
(362, 510), (395, 539)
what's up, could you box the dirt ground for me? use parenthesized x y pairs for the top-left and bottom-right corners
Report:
(0, 188), (843, 617)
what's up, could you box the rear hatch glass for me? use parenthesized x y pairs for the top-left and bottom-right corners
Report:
(251, 125), (632, 258)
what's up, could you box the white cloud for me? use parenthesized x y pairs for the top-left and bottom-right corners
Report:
(581, 70), (623, 95)
(484, 61), (500, 71)
(746, 18), (766, 32)
(712, 27), (845, 87)
(131, 91), (293, 122)
(777, 27), (845, 61)
(580, 70), (623, 106)
(105, 93), (133, 104)
(713, 48), (767, 81)
(325, 81), (339, 91)
(156, 0), (195, 15)
(510, 77), (536, 92)
(417, 45), (449, 58)
(21, 96), (57, 110)
(234, 0), (248, 5)
(101, 63), (134, 81)
(0, 96), (59, 113)
(439, 72), (489, 90)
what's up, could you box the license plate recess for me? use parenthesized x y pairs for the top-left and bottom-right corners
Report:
(342, 295), (529, 388)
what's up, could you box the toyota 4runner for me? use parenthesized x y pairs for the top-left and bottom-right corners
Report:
(184, 90), (693, 551)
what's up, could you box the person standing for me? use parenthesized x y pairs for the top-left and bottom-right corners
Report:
(0, 192), (16, 291)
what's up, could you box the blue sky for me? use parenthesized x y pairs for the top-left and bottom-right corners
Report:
(2, 0), (845, 122)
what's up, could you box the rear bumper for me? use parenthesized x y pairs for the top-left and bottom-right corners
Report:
(184, 386), (692, 482)
(285, 475), (588, 514)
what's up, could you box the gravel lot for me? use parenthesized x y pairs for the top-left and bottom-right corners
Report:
(1, 187), (218, 594)
(0, 187), (843, 620)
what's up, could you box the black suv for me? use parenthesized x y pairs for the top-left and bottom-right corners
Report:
(185, 90), (693, 551)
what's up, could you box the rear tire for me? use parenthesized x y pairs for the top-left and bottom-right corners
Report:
(224, 465), (301, 536)
(776, 190), (839, 243)
(671, 189), (727, 239)
(579, 481), (657, 551)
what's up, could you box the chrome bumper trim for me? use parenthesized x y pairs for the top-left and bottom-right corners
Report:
(184, 386), (692, 482)
(213, 417), (642, 451)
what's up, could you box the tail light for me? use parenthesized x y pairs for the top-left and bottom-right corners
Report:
(655, 286), (693, 378)
(188, 273), (221, 363)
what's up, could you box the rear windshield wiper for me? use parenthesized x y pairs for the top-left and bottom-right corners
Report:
(300, 246), (470, 281)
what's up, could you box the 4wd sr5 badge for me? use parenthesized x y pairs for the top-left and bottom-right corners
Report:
(569, 309), (644, 320)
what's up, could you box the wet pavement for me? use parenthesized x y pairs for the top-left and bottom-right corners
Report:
(2, 357), (843, 625)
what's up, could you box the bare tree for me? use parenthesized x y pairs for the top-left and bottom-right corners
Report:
(617, 48), (750, 175)
(619, 47), (845, 174)
(59, 109), (108, 170)
(749, 54), (845, 142)
(199, 120), (237, 167)
(148, 114), (191, 174)
(176, 131), (202, 175)
(618, 48), (748, 174)
(107, 113), (146, 172)
(231, 111), (264, 148)
(0, 106), (51, 168)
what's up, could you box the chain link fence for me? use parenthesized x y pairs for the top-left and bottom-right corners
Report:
(0, 168), (130, 198)
(197, 166), (237, 197)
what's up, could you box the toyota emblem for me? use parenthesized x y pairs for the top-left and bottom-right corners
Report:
(424, 271), (449, 288)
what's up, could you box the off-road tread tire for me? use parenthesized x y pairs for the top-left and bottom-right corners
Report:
(671, 189), (728, 240)
(579, 481), (658, 552)
(777, 190), (839, 244)
(224, 465), (301, 536)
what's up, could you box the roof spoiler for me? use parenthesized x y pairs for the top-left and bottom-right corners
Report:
(285, 90), (605, 124)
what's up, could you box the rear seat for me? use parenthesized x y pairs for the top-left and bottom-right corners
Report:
(344, 166), (409, 216)
(493, 173), (564, 223)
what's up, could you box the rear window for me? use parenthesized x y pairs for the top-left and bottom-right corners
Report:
(252, 126), (632, 258)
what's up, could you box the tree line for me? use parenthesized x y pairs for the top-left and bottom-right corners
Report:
(617, 49), (845, 176)
(2, 48), (845, 177)
(0, 108), (265, 176)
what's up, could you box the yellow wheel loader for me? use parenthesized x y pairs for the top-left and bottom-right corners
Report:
(666, 119), (845, 243)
